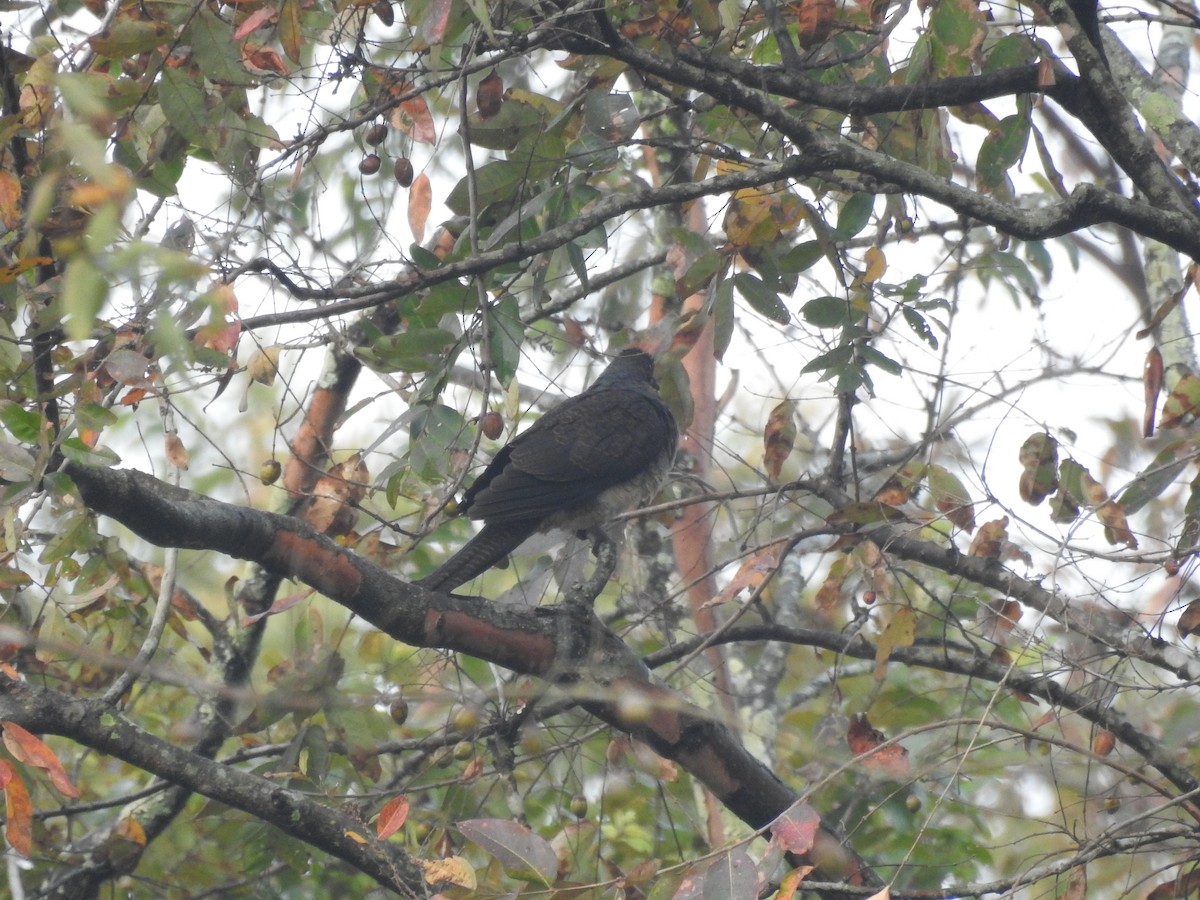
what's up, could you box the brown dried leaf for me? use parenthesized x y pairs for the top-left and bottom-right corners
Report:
(1177, 597), (1200, 638)
(712, 540), (788, 605)
(763, 400), (797, 482)
(1018, 433), (1058, 505)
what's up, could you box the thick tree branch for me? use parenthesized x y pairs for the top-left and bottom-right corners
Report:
(61, 462), (880, 890)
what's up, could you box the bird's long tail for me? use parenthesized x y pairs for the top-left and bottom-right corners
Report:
(416, 520), (540, 593)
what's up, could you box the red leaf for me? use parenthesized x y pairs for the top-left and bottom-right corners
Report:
(0, 759), (32, 856)
(2, 722), (81, 797)
(232, 7), (277, 40)
(377, 794), (409, 839)
(770, 801), (820, 854)
(846, 713), (910, 778)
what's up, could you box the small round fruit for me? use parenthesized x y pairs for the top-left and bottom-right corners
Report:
(481, 411), (503, 440)
(365, 123), (388, 146)
(389, 698), (409, 726)
(453, 740), (474, 760)
(569, 795), (588, 818)
(259, 459), (282, 485)
(359, 154), (382, 175)
(452, 706), (481, 732)
(393, 157), (414, 187)
(373, 0), (394, 26)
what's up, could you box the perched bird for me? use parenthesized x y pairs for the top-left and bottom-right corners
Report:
(418, 347), (678, 593)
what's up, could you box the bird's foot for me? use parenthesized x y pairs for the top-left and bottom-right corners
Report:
(563, 529), (618, 607)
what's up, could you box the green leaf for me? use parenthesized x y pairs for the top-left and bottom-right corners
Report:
(733, 272), (790, 324)
(59, 438), (120, 467)
(778, 240), (824, 274)
(487, 294), (523, 387)
(1118, 436), (1200, 514)
(982, 33), (1038, 72)
(409, 404), (470, 480)
(712, 277), (734, 361)
(977, 114), (1031, 192)
(0, 403), (45, 443)
(61, 255), (110, 342)
(833, 193), (874, 240)
(860, 345), (903, 376)
(359, 328), (458, 373)
(801, 296), (854, 329)
(801, 345), (853, 378)
(902, 307), (938, 349)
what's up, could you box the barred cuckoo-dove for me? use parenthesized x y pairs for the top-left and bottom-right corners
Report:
(418, 348), (677, 593)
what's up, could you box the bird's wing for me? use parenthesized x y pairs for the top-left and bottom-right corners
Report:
(463, 389), (673, 523)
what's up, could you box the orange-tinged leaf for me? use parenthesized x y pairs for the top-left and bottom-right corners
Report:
(1092, 730), (1116, 756)
(875, 461), (926, 505)
(345, 829), (369, 844)
(0, 256), (52, 284)
(408, 173), (432, 242)
(1098, 499), (1138, 548)
(0, 760), (32, 856)
(763, 400), (797, 482)
(969, 516), (1009, 559)
(795, 0), (836, 47)
(115, 815), (146, 846)
(866, 888), (891, 900)
(0, 171), (21, 230)
(164, 432), (189, 470)
(1145, 347), (1163, 437)
(377, 794), (409, 839)
(874, 606), (916, 680)
(392, 95), (437, 144)
(241, 43), (290, 76)
(2, 721), (81, 797)
(815, 554), (851, 611)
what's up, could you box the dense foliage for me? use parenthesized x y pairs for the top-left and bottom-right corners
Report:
(4, 0), (1200, 896)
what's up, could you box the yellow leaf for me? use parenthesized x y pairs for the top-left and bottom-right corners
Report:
(862, 246), (887, 283)
(874, 606), (916, 680)
(418, 855), (477, 888)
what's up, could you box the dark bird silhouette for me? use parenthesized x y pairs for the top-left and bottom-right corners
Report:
(418, 348), (678, 593)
